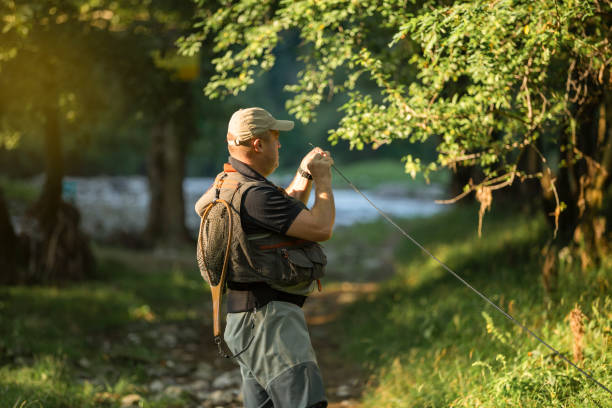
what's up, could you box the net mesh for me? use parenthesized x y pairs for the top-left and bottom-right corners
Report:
(197, 201), (231, 286)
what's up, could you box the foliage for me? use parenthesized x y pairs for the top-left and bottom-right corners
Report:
(182, 0), (612, 234)
(335, 206), (611, 406)
(0, 0), (198, 177)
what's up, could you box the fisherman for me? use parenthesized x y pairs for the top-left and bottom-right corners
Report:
(195, 107), (335, 408)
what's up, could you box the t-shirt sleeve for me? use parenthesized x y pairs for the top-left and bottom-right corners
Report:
(241, 185), (306, 235)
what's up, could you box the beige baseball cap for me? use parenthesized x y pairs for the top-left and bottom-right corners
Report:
(227, 107), (294, 146)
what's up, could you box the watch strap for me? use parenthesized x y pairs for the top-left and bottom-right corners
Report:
(298, 167), (313, 180)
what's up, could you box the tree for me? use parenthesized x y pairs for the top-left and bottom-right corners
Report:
(0, 0), (113, 282)
(0, 0), (198, 281)
(86, 0), (198, 247)
(138, 29), (200, 248)
(182, 0), (611, 273)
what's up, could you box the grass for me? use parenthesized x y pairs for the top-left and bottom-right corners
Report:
(0, 245), (206, 408)
(336, 204), (612, 407)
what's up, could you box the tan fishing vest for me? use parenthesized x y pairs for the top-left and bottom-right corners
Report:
(195, 166), (327, 286)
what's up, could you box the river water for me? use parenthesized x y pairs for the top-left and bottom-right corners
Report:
(62, 176), (447, 239)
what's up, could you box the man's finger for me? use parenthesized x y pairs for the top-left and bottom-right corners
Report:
(308, 147), (322, 157)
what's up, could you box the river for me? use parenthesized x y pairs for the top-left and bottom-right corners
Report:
(61, 176), (447, 239)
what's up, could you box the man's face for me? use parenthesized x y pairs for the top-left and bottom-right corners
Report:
(259, 129), (281, 174)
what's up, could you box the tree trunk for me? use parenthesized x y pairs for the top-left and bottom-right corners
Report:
(517, 141), (543, 209)
(0, 189), (17, 284)
(574, 90), (612, 268)
(145, 118), (190, 246)
(18, 103), (95, 284)
(542, 84), (611, 286)
(33, 104), (63, 231)
(146, 121), (165, 241)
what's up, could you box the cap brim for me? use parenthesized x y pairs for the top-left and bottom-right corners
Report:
(271, 120), (294, 131)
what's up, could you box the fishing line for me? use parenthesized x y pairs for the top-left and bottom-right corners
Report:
(312, 144), (612, 397)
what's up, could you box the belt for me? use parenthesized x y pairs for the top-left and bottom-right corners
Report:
(226, 282), (307, 313)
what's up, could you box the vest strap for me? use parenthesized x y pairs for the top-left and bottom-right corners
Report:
(226, 282), (307, 312)
(215, 174), (228, 199)
(258, 239), (308, 250)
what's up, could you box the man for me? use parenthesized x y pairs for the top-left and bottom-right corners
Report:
(195, 107), (335, 408)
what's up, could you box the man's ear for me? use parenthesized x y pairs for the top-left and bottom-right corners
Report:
(252, 138), (263, 152)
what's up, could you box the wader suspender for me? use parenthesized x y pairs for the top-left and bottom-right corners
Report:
(198, 175), (255, 358)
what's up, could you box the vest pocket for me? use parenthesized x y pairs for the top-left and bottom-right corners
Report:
(245, 237), (327, 284)
(302, 244), (326, 279)
(278, 246), (326, 283)
(279, 248), (312, 283)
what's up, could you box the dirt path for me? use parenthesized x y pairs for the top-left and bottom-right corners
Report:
(131, 282), (378, 407)
(304, 282), (379, 408)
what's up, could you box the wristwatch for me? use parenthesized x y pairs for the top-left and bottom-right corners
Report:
(298, 167), (313, 180)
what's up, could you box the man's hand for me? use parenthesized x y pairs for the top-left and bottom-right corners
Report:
(302, 147), (333, 181)
(286, 148), (335, 242)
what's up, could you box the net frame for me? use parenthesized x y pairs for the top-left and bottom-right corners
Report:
(197, 199), (233, 338)
(197, 200), (232, 286)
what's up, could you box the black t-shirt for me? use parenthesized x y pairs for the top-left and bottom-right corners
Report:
(229, 157), (305, 235)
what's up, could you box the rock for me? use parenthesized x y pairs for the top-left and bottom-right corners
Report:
(120, 394), (141, 407)
(194, 362), (214, 381)
(208, 389), (234, 404)
(146, 366), (167, 377)
(127, 333), (141, 344)
(158, 332), (177, 348)
(212, 369), (241, 389)
(181, 327), (198, 340)
(78, 357), (91, 368)
(336, 384), (351, 398)
(194, 390), (209, 401)
(149, 379), (165, 393)
(172, 363), (193, 376)
(187, 379), (210, 393)
(363, 258), (382, 270)
(164, 385), (184, 398)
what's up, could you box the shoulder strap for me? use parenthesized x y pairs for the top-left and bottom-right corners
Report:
(215, 173), (228, 199)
